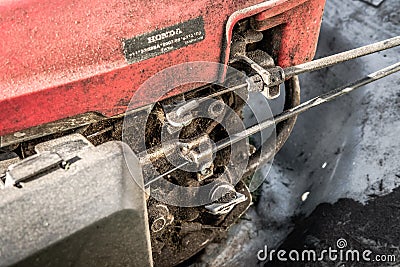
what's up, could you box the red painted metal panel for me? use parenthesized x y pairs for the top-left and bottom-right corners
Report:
(253, 0), (326, 67)
(0, 0), (325, 136)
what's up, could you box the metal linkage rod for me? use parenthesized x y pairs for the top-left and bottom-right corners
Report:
(145, 62), (400, 186)
(215, 61), (400, 151)
(284, 36), (400, 78)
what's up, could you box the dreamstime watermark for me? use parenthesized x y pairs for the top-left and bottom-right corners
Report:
(257, 238), (397, 264)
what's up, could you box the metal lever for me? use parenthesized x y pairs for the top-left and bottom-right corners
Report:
(231, 36), (400, 89)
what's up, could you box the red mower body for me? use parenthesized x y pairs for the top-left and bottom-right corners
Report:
(0, 0), (325, 136)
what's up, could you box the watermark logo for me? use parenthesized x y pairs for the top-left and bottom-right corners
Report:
(257, 238), (397, 264)
(336, 238), (347, 249)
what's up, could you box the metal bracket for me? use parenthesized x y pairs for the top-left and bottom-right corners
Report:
(205, 191), (247, 215)
(180, 134), (215, 181)
(232, 55), (285, 99)
(165, 99), (198, 131)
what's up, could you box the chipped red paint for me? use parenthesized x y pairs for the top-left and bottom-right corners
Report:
(0, 0), (325, 136)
